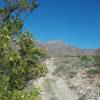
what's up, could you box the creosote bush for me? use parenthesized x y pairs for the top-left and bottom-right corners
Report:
(0, 0), (47, 99)
(80, 56), (94, 68)
(80, 55), (100, 75)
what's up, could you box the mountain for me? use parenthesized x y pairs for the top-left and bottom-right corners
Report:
(37, 40), (100, 56)
(96, 48), (100, 55)
(12, 39), (100, 56)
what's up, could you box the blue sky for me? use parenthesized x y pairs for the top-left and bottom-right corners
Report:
(1, 0), (100, 48)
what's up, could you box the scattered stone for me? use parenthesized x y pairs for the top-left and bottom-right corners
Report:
(79, 95), (86, 100)
(34, 57), (100, 100)
(96, 82), (100, 87)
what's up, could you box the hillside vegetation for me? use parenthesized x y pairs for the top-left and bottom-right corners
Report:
(36, 56), (100, 100)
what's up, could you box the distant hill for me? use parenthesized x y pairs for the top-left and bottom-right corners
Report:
(36, 40), (100, 56)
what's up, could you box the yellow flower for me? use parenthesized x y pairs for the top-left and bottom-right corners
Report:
(8, 91), (11, 94)
(4, 43), (7, 48)
(30, 38), (33, 41)
(17, 55), (21, 59)
(21, 95), (24, 98)
(6, 35), (10, 40)
(3, 26), (8, 31)
(9, 57), (13, 61)
(36, 85), (43, 93)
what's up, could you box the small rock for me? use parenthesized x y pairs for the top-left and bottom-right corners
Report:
(96, 82), (100, 87)
(86, 86), (92, 90)
(79, 90), (86, 96)
(82, 74), (87, 79)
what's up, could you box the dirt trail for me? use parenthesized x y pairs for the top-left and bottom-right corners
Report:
(34, 58), (79, 100)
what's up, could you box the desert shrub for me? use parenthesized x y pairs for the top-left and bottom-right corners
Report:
(80, 55), (100, 75)
(92, 56), (100, 67)
(80, 56), (94, 68)
(0, 85), (41, 100)
(87, 68), (96, 76)
(0, 0), (47, 99)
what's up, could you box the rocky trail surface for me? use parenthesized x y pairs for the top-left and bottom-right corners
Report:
(33, 57), (100, 100)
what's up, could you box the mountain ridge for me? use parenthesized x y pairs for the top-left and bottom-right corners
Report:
(36, 40), (100, 56)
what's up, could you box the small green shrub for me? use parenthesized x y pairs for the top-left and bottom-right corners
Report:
(80, 56), (93, 68)
(87, 68), (96, 75)
(92, 56), (100, 67)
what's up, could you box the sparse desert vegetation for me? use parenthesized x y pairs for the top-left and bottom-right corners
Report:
(0, 0), (100, 100)
(36, 56), (100, 100)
